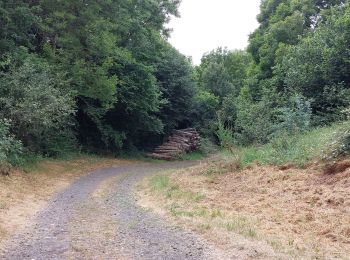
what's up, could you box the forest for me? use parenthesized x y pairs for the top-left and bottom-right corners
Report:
(0, 0), (350, 166)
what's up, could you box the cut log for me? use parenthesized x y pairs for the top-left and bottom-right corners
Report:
(147, 153), (173, 160)
(147, 128), (201, 160)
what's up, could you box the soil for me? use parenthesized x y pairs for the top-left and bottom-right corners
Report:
(0, 161), (229, 260)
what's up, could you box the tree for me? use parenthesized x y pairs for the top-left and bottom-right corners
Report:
(198, 48), (253, 101)
(0, 52), (76, 154)
(154, 43), (196, 134)
(248, 0), (345, 79)
(276, 3), (350, 124)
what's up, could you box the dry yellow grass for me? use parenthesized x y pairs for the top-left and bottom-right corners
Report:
(137, 159), (350, 259)
(0, 156), (132, 248)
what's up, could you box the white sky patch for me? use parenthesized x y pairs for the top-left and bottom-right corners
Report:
(167, 0), (261, 65)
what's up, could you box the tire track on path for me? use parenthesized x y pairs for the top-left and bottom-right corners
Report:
(1, 161), (228, 260)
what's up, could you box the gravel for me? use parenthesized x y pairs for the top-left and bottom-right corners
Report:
(1, 161), (228, 260)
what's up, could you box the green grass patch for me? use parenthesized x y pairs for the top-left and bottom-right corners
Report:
(150, 175), (171, 191)
(222, 215), (257, 238)
(178, 151), (206, 161)
(19, 152), (113, 173)
(149, 173), (206, 203)
(210, 208), (224, 218)
(19, 153), (45, 172)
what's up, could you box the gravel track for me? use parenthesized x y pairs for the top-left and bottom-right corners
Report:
(1, 161), (228, 260)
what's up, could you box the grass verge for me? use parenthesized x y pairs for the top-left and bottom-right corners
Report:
(137, 169), (282, 259)
(137, 125), (350, 259)
(237, 121), (350, 168)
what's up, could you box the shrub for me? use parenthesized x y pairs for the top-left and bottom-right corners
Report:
(234, 87), (274, 145)
(0, 119), (23, 166)
(216, 118), (234, 151)
(0, 55), (76, 154)
(326, 128), (350, 160)
(199, 137), (218, 155)
(273, 94), (312, 136)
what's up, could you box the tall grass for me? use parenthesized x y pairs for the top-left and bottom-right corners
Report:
(238, 121), (350, 167)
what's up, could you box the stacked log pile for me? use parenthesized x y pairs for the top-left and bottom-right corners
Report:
(147, 128), (200, 160)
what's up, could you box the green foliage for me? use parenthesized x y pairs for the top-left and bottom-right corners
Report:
(196, 1), (350, 149)
(194, 49), (255, 139)
(249, 0), (345, 79)
(0, 0), (198, 157)
(218, 94), (237, 127)
(216, 119), (234, 150)
(191, 91), (220, 136)
(178, 151), (206, 161)
(198, 48), (253, 101)
(0, 120), (23, 166)
(0, 0), (349, 162)
(0, 54), (76, 155)
(150, 175), (171, 191)
(234, 87), (275, 145)
(273, 95), (312, 135)
(0, 1), (41, 53)
(325, 123), (350, 160)
(275, 4), (350, 125)
(154, 43), (196, 134)
(198, 138), (219, 156)
(238, 121), (350, 167)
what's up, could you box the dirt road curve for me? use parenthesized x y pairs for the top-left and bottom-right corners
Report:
(0, 161), (228, 260)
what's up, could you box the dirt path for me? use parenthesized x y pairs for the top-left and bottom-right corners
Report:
(0, 161), (228, 260)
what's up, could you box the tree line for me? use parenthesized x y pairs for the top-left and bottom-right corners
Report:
(0, 0), (349, 165)
(196, 0), (350, 146)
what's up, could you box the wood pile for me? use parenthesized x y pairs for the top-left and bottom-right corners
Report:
(147, 128), (201, 160)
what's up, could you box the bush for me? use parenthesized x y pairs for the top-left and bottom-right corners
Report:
(0, 119), (23, 166)
(326, 126), (350, 160)
(192, 90), (220, 137)
(216, 118), (234, 151)
(234, 87), (274, 145)
(199, 137), (219, 155)
(0, 55), (76, 154)
(273, 94), (312, 136)
(42, 130), (79, 158)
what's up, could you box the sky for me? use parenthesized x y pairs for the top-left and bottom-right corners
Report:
(167, 0), (261, 65)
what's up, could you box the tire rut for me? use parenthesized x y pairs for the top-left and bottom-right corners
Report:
(1, 161), (228, 260)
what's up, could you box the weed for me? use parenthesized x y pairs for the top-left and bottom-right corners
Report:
(169, 203), (194, 217)
(196, 208), (209, 217)
(221, 215), (258, 238)
(203, 154), (241, 176)
(268, 239), (283, 251)
(127, 220), (138, 229)
(179, 151), (206, 161)
(168, 203), (179, 215)
(224, 218), (246, 232)
(246, 228), (257, 238)
(197, 223), (211, 231)
(199, 138), (219, 155)
(0, 201), (8, 210)
(150, 175), (170, 191)
(165, 184), (180, 198)
(217, 118), (235, 151)
(193, 193), (205, 202)
(288, 239), (295, 246)
(211, 209), (223, 218)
